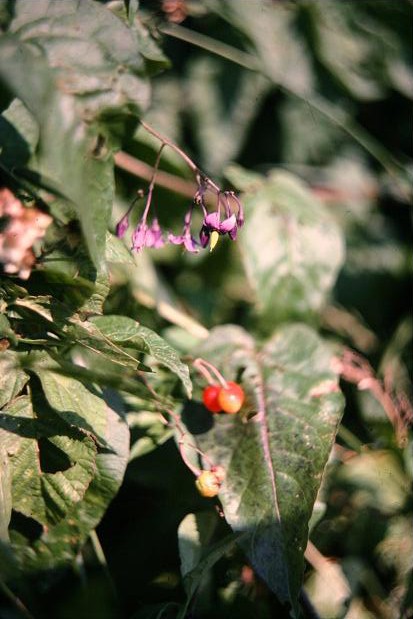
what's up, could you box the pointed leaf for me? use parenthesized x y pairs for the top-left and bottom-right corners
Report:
(33, 357), (108, 447)
(90, 315), (192, 397)
(9, 402), (129, 571)
(0, 396), (97, 526)
(183, 324), (344, 615)
(237, 170), (345, 324)
(0, 351), (29, 409)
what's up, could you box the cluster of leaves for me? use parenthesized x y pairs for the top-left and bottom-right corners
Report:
(0, 1), (412, 619)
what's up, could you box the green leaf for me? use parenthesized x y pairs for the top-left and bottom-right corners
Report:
(10, 0), (150, 120)
(186, 56), (269, 174)
(178, 512), (217, 583)
(178, 528), (244, 619)
(204, 0), (314, 95)
(237, 169), (345, 325)
(0, 0), (153, 267)
(90, 316), (193, 397)
(183, 324), (344, 615)
(0, 445), (12, 542)
(32, 356), (108, 447)
(8, 401), (129, 571)
(0, 98), (39, 169)
(0, 34), (114, 268)
(0, 351), (29, 409)
(128, 411), (174, 461)
(0, 395), (97, 526)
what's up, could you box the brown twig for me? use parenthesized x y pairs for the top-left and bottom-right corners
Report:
(114, 151), (197, 198)
(334, 349), (413, 447)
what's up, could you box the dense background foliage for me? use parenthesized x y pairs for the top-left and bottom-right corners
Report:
(0, 1), (411, 618)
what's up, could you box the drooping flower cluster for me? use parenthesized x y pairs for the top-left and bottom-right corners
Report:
(0, 188), (52, 279)
(116, 173), (244, 255)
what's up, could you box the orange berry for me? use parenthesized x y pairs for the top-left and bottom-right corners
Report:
(217, 381), (245, 414)
(195, 470), (221, 497)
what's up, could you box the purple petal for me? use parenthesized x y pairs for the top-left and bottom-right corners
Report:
(168, 232), (199, 253)
(204, 212), (220, 230)
(183, 235), (199, 253)
(229, 226), (238, 241)
(146, 218), (164, 248)
(199, 227), (209, 248)
(116, 214), (129, 238)
(132, 224), (148, 251)
(168, 232), (184, 245)
(218, 214), (237, 233)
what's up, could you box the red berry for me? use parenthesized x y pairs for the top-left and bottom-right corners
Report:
(217, 382), (245, 414)
(202, 385), (221, 413)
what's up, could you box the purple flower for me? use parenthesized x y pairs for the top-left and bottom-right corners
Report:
(145, 218), (164, 248)
(132, 218), (165, 252)
(199, 211), (238, 249)
(168, 230), (199, 253)
(131, 222), (148, 252)
(116, 213), (130, 239)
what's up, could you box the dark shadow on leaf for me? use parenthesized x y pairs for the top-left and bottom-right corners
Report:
(9, 510), (43, 543)
(38, 437), (72, 473)
(0, 116), (31, 169)
(181, 400), (214, 435)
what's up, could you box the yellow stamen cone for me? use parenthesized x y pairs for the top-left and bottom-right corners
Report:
(209, 230), (219, 252)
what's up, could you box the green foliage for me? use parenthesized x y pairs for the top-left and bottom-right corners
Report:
(0, 1), (411, 618)
(184, 324), (343, 615)
(230, 167), (344, 325)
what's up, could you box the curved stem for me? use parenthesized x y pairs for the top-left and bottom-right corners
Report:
(142, 144), (166, 221)
(141, 120), (198, 174)
(140, 120), (221, 194)
(194, 358), (228, 388)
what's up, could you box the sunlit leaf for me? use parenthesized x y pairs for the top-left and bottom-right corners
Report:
(90, 315), (192, 397)
(32, 355), (108, 446)
(236, 169), (345, 325)
(8, 402), (129, 570)
(0, 351), (29, 409)
(0, 395), (97, 526)
(183, 324), (344, 615)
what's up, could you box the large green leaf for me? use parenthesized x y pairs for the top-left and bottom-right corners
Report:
(0, 0), (152, 267)
(32, 356), (108, 447)
(0, 98), (39, 169)
(0, 351), (28, 409)
(182, 324), (344, 615)
(10, 0), (150, 122)
(90, 315), (193, 397)
(186, 56), (269, 174)
(0, 396), (97, 526)
(230, 168), (345, 325)
(8, 401), (129, 571)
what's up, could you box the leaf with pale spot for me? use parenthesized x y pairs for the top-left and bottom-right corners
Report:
(0, 396), (97, 526)
(183, 324), (344, 616)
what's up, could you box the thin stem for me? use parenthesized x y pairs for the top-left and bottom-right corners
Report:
(114, 151), (197, 198)
(194, 358), (228, 388)
(0, 577), (35, 619)
(159, 22), (259, 72)
(140, 120), (221, 194)
(337, 424), (363, 453)
(141, 120), (198, 174)
(179, 439), (201, 476)
(89, 530), (117, 597)
(142, 144), (166, 221)
(192, 358), (216, 385)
